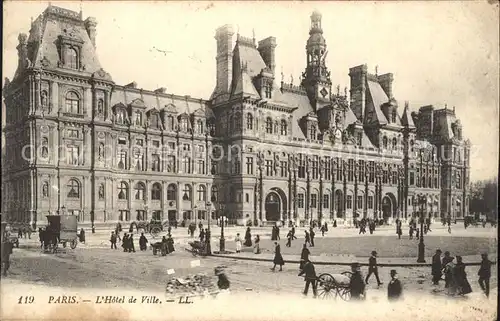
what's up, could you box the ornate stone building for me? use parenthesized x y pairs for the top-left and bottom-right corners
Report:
(2, 6), (470, 227)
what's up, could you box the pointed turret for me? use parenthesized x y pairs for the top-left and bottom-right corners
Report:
(401, 101), (415, 129)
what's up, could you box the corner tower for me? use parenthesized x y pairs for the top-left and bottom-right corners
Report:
(301, 10), (332, 111)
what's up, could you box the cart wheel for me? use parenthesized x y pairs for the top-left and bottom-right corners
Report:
(63, 242), (67, 248)
(70, 239), (77, 249)
(317, 273), (336, 299)
(338, 287), (351, 301)
(150, 227), (161, 238)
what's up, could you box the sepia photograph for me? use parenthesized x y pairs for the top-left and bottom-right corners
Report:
(1, 1), (498, 320)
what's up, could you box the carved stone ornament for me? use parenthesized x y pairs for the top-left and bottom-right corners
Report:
(40, 56), (51, 68)
(93, 68), (112, 81)
(98, 132), (106, 139)
(41, 125), (49, 133)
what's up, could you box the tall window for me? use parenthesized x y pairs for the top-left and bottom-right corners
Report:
(280, 161), (288, 177)
(265, 117), (273, 134)
(310, 194), (317, 208)
(369, 161), (375, 183)
(280, 120), (287, 135)
(348, 159), (354, 182)
(324, 159), (331, 180)
(298, 157), (306, 179)
(211, 185), (218, 202)
(167, 184), (177, 201)
(168, 115), (175, 130)
(67, 48), (78, 69)
(151, 154), (160, 172)
(183, 184), (192, 201)
(116, 109), (126, 124)
(391, 110), (397, 123)
(182, 157), (191, 173)
(247, 113), (253, 130)
(180, 117), (188, 132)
(336, 159), (342, 181)
(134, 152), (144, 171)
(67, 145), (79, 165)
(265, 160), (273, 176)
(309, 126), (316, 140)
(150, 113), (160, 129)
(359, 160), (365, 182)
(67, 179), (80, 198)
(383, 169), (389, 184)
(265, 83), (272, 98)
(197, 160), (206, 174)
(346, 195), (353, 209)
(134, 182), (146, 200)
(392, 171), (398, 185)
(118, 181), (128, 200)
(65, 91), (80, 114)
(368, 195), (374, 209)
(392, 138), (397, 150)
(196, 119), (204, 134)
(234, 113), (241, 131)
(118, 150), (127, 169)
(246, 157), (254, 175)
(382, 136), (388, 149)
(197, 185), (207, 201)
(233, 158), (241, 174)
(357, 195), (363, 209)
(151, 183), (162, 200)
(410, 172), (415, 185)
(323, 194), (329, 208)
(297, 193), (305, 208)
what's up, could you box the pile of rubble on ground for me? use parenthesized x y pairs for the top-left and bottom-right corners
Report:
(165, 273), (219, 298)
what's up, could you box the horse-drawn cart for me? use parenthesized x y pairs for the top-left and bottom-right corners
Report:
(45, 215), (78, 252)
(316, 271), (353, 300)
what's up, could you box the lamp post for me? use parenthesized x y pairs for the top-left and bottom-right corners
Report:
(219, 205), (226, 253)
(417, 195), (426, 263)
(206, 197), (214, 255)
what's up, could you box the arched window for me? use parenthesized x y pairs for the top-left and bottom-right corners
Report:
(392, 137), (397, 150)
(167, 184), (177, 201)
(151, 183), (162, 200)
(265, 117), (273, 134)
(280, 120), (288, 135)
(211, 185), (218, 202)
(196, 119), (204, 134)
(197, 185), (206, 201)
(179, 117), (188, 132)
(182, 184), (192, 201)
(118, 181), (128, 200)
(134, 182), (146, 200)
(67, 47), (78, 69)
(382, 136), (388, 149)
(65, 91), (80, 114)
(234, 113), (241, 130)
(116, 109), (126, 125)
(247, 113), (253, 130)
(150, 113), (160, 129)
(67, 179), (80, 198)
(391, 109), (397, 123)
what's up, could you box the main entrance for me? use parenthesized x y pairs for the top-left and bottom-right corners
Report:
(265, 192), (281, 221)
(382, 193), (397, 221)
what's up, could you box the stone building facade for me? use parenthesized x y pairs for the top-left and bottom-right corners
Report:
(2, 6), (470, 227)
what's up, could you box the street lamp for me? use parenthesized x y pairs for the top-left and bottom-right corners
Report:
(417, 195), (426, 263)
(219, 205), (226, 253)
(205, 196), (215, 255)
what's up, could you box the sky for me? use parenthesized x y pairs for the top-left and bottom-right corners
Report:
(2, 1), (499, 181)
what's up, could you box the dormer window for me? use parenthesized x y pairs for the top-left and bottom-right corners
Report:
(265, 83), (272, 99)
(116, 109), (127, 125)
(168, 115), (175, 131)
(280, 120), (287, 135)
(265, 117), (273, 134)
(382, 136), (388, 149)
(391, 110), (397, 123)
(392, 137), (397, 150)
(67, 47), (78, 69)
(134, 111), (142, 126)
(196, 119), (204, 134)
(65, 91), (80, 114)
(150, 113), (160, 129)
(180, 117), (188, 132)
(309, 126), (316, 140)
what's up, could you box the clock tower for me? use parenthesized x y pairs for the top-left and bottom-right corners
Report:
(301, 10), (333, 111)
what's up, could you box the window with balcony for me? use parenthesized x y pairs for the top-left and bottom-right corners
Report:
(134, 182), (146, 200)
(197, 185), (207, 201)
(65, 91), (80, 114)
(67, 179), (80, 198)
(151, 183), (161, 200)
(310, 194), (317, 208)
(167, 184), (177, 201)
(118, 181), (129, 200)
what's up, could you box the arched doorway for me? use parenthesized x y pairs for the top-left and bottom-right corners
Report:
(382, 193), (397, 221)
(265, 192), (281, 221)
(334, 190), (343, 217)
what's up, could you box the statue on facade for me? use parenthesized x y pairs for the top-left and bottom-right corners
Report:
(98, 184), (105, 199)
(42, 182), (49, 197)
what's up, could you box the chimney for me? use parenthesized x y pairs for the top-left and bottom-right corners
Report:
(377, 73), (393, 99)
(84, 17), (97, 48)
(125, 81), (137, 89)
(17, 33), (28, 70)
(348, 64), (367, 122)
(213, 24), (234, 101)
(154, 87), (167, 94)
(258, 37), (277, 74)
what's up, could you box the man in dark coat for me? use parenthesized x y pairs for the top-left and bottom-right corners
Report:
(122, 233), (129, 252)
(309, 227), (315, 247)
(110, 231), (117, 250)
(166, 234), (175, 253)
(298, 258), (317, 297)
(304, 231), (311, 246)
(300, 243), (310, 270)
(128, 234), (136, 253)
(38, 228), (44, 249)
(441, 251), (454, 288)
(244, 227), (252, 246)
(365, 250), (383, 286)
(79, 228), (86, 243)
(387, 269), (403, 301)
(139, 233), (148, 251)
(291, 226), (297, 240)
(199, 228), (205, 243)
(286, 230), (293, 247)
(271, 242), (284, 271)
(455, 256), (472, 295)
(431, 249), (443, 285)
(1, 240), (14, 276)
(349, 262), (366, 300)
(478, 253), (493, 298)
(161, 236), (168, 256)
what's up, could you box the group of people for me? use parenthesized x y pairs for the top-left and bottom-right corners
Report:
(242, 227), (261, 254)
(17, 226), (32, 239)
(432, 249), (493, 297)
(357, 218), (378, 235)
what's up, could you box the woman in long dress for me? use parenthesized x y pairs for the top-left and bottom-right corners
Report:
(253, 235), (261, 254)
(454, 256), (472, 295)
(271, 242), (284, 271)
(234, 233), (242, 253)
(444, 258), (458, 296)
(244, 227), (252, 247)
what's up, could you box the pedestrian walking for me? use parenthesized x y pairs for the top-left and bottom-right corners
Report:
(253, 235), (261, 254)
(444, 257), (458, 296)
(167, 234), (175, 253)
(78, 228), (86, 244)
(198, 222), (203, 231)
(128, 234), (136, 253)
(199, 228), (205, 243)
(431, 249), (442, 285)
(426, 217), (432, 232)
(478, 253), (492, 298)
(139, 233), (148, 251)
(276, 225), (280, 240)
(454, 256), (472, 295)
(320, 224), (326, 237)
(286, 230), (292, 247)
(1, 240), (14, 277)
(38, 228), (44, 249)
(349, 262), (366, 300)
(309, 227), (315, 247)
(291, 226), (297, 240)
(161, 236), (168, 256)
(365, 250), (383, 286)
(299, 243), (310, 270)
(442, 251), (454, 288)
(110, 231), (118, 250)
(234, 233), (242, 253)
(387, 269), (403, 301)
(122, 233), (129, 252)
(304, 230), (311, 246)
(396, 220), (402, 239)
(298, 258), (317, 297)
(271, 225), (277, 241)
(409, 224), (414, 240)
(271, 242), (284, 272)
(244, 227), (252, 246)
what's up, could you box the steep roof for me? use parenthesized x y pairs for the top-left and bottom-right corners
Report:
(401, 103), (415, 128)
(280, 91), (313, 139)
(366, 80), (389, 125)
(231, 69), (260, 98)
